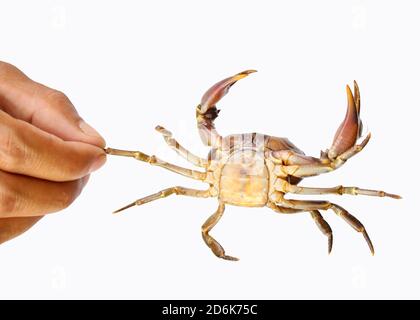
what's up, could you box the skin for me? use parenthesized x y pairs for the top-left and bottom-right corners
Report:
(0, 61), (106, 244)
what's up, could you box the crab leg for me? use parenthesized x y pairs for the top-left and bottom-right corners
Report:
(275, 179), (401, 199)
(266, 202), (304, 214)
(310, 210), (333, 254)
(269, 150), (322, 165)
(270, 192), (374, 255)
(105, 147), (206, 181)
(155, 125), (208, 167)
(202, 202), (238, 261)
(113, 186), (210, 214)
(266, 203), (333, 253)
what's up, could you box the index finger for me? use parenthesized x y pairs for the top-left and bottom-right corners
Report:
(0, 61), (105, 148)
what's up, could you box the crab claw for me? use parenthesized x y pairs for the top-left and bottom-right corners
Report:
(328, 81), (363, 160)
(196, 70), (256, 147)
(198, 69), (257, 114)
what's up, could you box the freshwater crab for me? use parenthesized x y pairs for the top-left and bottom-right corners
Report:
(105, 70), (400, 261)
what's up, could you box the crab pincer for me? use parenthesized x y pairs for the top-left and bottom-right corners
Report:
(328, 81), (363, 160)
(196, 70), (257, 146)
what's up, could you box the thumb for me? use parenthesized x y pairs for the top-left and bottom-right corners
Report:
(0, 61), (105, 148)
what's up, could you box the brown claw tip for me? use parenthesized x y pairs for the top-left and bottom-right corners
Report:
(363, 231), (375, 256)
(389, 194), (402, 200)
(353, 80), (359, 88)
(346, 84), (355, 103)
(155, 125), (172, 137)
(113, 202), (136, 214)
(222, 255), (240, 261)
(328, 238), (333, 255)
(233, 69), (257, 80)
(240, 69), (257, 75)
(112, 208), (125, 214)
(359, 132), (371, 147)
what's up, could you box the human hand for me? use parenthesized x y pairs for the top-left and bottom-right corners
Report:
(0, 61), (106, 244)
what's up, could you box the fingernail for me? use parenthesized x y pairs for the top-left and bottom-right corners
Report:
(89, 154), (107, 173)
(79, 120), (103, 139)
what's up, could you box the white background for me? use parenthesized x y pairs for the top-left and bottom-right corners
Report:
(0, 0), (418, 299)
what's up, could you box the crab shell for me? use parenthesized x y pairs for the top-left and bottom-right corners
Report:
(206, 133), (304, 207)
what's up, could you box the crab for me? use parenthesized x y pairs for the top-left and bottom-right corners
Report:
(105, 70), (400, 261)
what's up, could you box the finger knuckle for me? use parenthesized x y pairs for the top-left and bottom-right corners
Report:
(0, 61), (15, 76)
(0, 127), (27, 171)
(44, 89), (71, 107)
(0, 184), (19, 215)
(0, 61), (7, 73)
(0, 62), (26, 85)
(56, 185), (79, 210)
